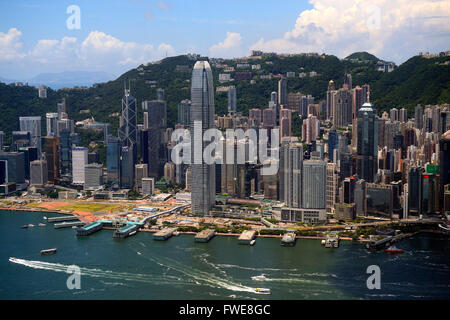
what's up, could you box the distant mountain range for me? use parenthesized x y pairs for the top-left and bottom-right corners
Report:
(0, 71), (116, 89)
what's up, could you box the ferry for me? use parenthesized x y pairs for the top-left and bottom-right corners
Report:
(40, 248), (57, 255)
(254, 288), (271, 295)
(384, 245), (404, 254)
(250, 240), (256, 246)
(251, 274), (267, 281)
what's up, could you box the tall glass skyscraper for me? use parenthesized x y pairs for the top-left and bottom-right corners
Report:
(356, 101), (378, 183)
(119, 86), (137, 148)
(19, 116), (42, 155)
(190, 61), (215, 216)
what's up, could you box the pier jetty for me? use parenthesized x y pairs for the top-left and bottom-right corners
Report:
(54, 221), (84, 229)
(195, 229), (215, 243)
(153, 228), (177, 241)
(238, 230), (256, 245)
(47, 215), (79, 223)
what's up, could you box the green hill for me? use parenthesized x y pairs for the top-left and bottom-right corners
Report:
(345, 51), (380, 62)
(0, 52), (448, 145)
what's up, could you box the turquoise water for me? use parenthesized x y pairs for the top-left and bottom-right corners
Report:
(1, 210), (449, 299)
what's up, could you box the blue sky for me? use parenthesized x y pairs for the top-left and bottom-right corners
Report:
(0, 0), (449, 79)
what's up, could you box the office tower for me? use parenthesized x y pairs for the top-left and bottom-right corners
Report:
(302, 114), (319, 144)
(12, 131), (31, 151)
(120, 146), (134, 189)
(390, 108), (399, 121)
(142, 177), (155, 195)
(342, 177), (356, 204)
(84, 164), (103, 190)
(300, 95), (314, 116)
(106, 136), (120, 184)
(278, 78), (287, 106)
(326, 163), (339, 212)
(352, 84), (370, 119)
(59, 129), (72, 176)
(119, 85), (137, 149)
(228, 86), (237, 114)
(0, 152), (25, 184)
(57, 99), (66, 120)
(439, 131), (450, 212)
(44, 136), (60, 184)
(72, 147), (88, 185)
(356, 101), (378, 183)
(366, 183), (394, 218)
(46, 113), (59, 136)
(56, 118), (74, 137)
(287, 92), (302, 112)
(332, 88), (352, 127)
(19, 116), (41, 154)
(135, 164), (148, 190)
(302, 160), (327, 209)
(280, 143), (303, 207)
(156, 88), (165, 101)
(422, 173), (439, 214)
(144, 98), (167, 178)
(326, 80), (336, 120)
(270, 91), (278, 105)
(38, 85), (47, 98)
(164, 162), (175, 183)
(280, 108), (292, 139)
(30, 160), (47, 186)
(399, 108), (408, 123)
(344, 73), (352, 90)
(0, 131), (3, 151)
(178, 99), (191, 127)
(190, 61), (215, 215)
(249, 108), (262, 128)
(263, 108), (276, 128)
(328, 127), (339, 161)
(354, 179), (367, 216)
(88, 152), (99, 164)
(18, 146), (38, 180)
(440, 111), (448, 135)
(414, 105), (423, 130)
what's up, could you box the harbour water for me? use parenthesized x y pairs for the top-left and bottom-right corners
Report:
(1, 210), (449, 300)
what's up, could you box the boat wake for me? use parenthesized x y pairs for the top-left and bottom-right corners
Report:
(8, 257), (190, 286)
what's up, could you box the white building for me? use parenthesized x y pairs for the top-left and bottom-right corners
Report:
(142, 177), (155, 195)
(72, 147), (88, 184)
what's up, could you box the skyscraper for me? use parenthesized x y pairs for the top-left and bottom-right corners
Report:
(228, 86), (237, 114)
(45, 136), (60, 184)
(332, 88), (352, 127)
(190, 61), (215, 216)
(356, 101), (378, 183)
(72, 147), (88, 185)
(106, 136), (120, 185)
(178, 99), (191, 128)
(19, 116), (42, 155)
(30, 160), (47, 187)
(144, 97), (167, 178)
(280, 142), (303, 208)
(280, 108), (292, 139)
(46, 113), (59, 136)
(119, 85), (137, 149)
(302, 160), (327, 209)
(278, 78), (287, 107)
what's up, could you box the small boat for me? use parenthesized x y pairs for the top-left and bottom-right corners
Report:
(43, 216), (47, 220)
(250, 240), (256, 246)
(28, 224), (34, 227)
(72, 226), (78, 229)
(137, 251), (142, 255)
(321, 239), (326, 246)
(254, 288), (271, 295)
(21, 225), (29, 229)
(40, 248), (57, 255)
(38, 223), (46, 227)
(384, 245), (404, 254)
(251, 274), (267, 281)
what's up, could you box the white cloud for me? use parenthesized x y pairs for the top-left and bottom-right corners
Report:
(0, 29), (176, 78)
(250, 0), (450, 63)
(209, 32), (243, 58)
(0, 28), (25, 61)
